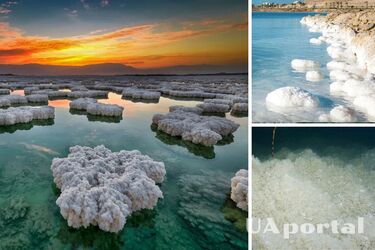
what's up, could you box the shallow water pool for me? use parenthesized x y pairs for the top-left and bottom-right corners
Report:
(0, 87), (248, 249)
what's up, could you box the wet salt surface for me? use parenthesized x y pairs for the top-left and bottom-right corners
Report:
(252, 12), (369, 122)
(0, 75), (248, 249)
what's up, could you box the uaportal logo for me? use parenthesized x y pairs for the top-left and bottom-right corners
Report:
(252, 217), (364, 239)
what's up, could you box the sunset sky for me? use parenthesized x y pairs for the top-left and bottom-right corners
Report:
(0, 0), (248, 69)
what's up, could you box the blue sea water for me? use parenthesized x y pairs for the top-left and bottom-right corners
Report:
(252, 12), (357, 122)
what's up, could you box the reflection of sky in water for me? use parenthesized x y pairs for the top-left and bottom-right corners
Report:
(0, 92), (248, 249)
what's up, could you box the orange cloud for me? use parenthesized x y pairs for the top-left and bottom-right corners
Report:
(0, 15), (248, 68)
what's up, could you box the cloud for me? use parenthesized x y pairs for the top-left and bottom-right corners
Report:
(81, 0), (90, 9)
(0, 1), (18, 15)
(64, 8), (78, 17)
(0, 15), (247, 67)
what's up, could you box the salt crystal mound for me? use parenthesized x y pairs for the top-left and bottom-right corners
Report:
(266, 87), (319, 109)
(231, 103), (248, 114)
(0, 94), (28, 105)
(67, 90), (108, 99)
(306, 70), (323, 82)
(31, 90), (69, 99)
(166, 90), (216, 99)
(196, 102), (230, 113)
(230, 169), (248, 211)
(69, 98), (97, 110)
(318, 105), (357, 122)
(203, 98), (233, 108)
(0, 89), (10, 95)
(86, 103), (124, 117)
(70, 98), (123, 117)
(169, 105), (202, 114)
(253, 149), (375, 249)
(26, 94), (48, 103)
(122, 88), (161, 100)
(152, 109), (239, 146)
(51, 145), (166, 233)
(0, 106), (55, 126)
(291, 59), (320, 72)
(309, 38), (322, 45)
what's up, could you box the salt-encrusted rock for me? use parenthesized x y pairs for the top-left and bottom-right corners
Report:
(231, 103), (248, 114)
(0, 106), (54, 126)
(318, 105), (357, 122)
(69, 98), (97, 110)
(0, 98), (11, 108)
(167, 90), (216, 99)
(24, 87), (40, 95)
(122, 88), (161, 100)
(152, 109), (239, 146)
(32, 90), (69, 98)
(306, 71), (323, 82)
(26, 94), (49, 103)
(231, 169), (248, 211)
(266, 87), (319, 108)
(51, 145), (166, 232)
(86, 103), (124, 117)
(196, 103), (231, 113)
(291, 59), (320, 71)
(68, 91), (108, 99)
(0, 89), (10, 95)
(169, 105), (202, 114)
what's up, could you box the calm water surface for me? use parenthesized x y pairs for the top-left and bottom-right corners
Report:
(0, 87), (248, 249)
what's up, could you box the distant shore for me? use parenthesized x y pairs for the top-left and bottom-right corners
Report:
(252, 7), (327, 13)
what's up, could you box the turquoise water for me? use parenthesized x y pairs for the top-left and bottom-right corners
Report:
(0, 77), (248, 249)
(252, 12), (355, 122)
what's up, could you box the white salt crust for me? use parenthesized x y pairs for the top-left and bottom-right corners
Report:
(0, 106), (55, 125)
(230, 169), (248, 211)
(51, 145), (166, 233)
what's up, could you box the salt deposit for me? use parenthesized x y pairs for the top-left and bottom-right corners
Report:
(309, 38), (322, 45)
(51, 145), (166, 232)
(86, 103), (124, 117)
(196, 103), (231, 113)
(167, 90), (216, 99)
(306, 71), (323, 82)
(318, 105), (357, 122)
(169, 105), (203, 114)
(291, 59), (320, 72)
(0, 95), (28, 105)
(203, 98), (233, 107)
(0, 106), (54, 126)
(230, 169), (248, 211)
(68, 90), (108, 99)
(70, 98), (123, 117)
(253, 149), (375, 249)
(69, 98), (97, 110)
(26, 94), (49, 103)
(122, 88), (161, 100)
(152, 109), (239, 146)
(231, 103), (248, 114)
(266, 87), (319, 109)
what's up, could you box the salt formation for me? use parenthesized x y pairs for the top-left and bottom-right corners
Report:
(203, 98), (233, 108)
(68, 90), (108, 99)
(86, 103), (124, 117)
(0, 106), (55, 125)
(0, 95), (28, 105)
(291, 59), (320, 72)
(167, 90), (216, 99)
(309, 38), (322, 45)
(266, 87), (319, 109)
(196, 103), (230, 113)
(152, 109), (239, 146)
(70, 98), (123, 117)
(0, 89), (10, 95)
(306, 70), (323, 82)
(253, 149), (375, 249)
(51, 145), (166, 232)
(69, 98), (98, 110)
(26, 94), (49, 103)
(122, 88), (161, 100)
(318, 105), (357, 122)
(301, 11), (375, 121)
(169, 105), (202, 114)
(230, 169), (248, 211)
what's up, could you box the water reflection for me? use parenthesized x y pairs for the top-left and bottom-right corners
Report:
(69, 110), (122, 123)
(150, 124), (235, 159)
(0, 119), (54, 134)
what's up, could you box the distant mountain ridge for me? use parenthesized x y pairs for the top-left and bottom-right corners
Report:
(0, 63), (247, 76)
